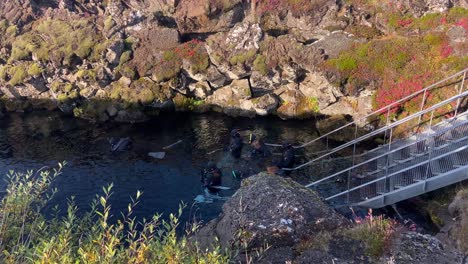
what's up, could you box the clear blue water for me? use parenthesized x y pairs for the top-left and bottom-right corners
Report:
(0, 111), (321, 226)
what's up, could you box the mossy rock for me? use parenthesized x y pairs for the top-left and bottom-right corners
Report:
(172, 93), (206, 112)
(253, 54), (268, 75)
(1, 97), (30, 112)
(8, 64), (28, 86)
(152, 50), (181, 82)
(9, 18), (101, 64)
(73, 101), (109, 122)
(27, 63), (43, 77)
(76, 69), (98, 82)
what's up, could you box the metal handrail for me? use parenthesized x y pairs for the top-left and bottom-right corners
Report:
(266, 68), (468, 148)
(323, 144), (468, 201)
(307, 132), (468, 188)
(284, 90), (468, 171)
(308, 111), (468, 167)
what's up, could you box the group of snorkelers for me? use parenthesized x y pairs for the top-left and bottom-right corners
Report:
(200, 129), (296, 193)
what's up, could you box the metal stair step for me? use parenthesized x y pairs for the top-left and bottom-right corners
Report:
(395, 157), (414, 163)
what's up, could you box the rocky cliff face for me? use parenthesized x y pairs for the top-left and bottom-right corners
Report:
(0, 0), (466, 123)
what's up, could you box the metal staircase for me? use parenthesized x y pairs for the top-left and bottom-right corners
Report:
(275, 69), (468, 208)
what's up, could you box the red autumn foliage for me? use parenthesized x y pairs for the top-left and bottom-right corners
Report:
(397, 18), (413, 27)
(375, 74), (428, 115)
(440, 16), (447, 25)
(455, 17), (468, 31)
(440, 42), (453, 58)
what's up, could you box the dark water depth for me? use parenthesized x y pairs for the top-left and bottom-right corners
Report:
(0, 111), (321, 225)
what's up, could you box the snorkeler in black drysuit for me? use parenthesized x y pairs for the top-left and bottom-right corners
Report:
(108, 137), (133, 152)
(275, 142), (295, 176)
(201, 161), (222, 193)
(249, 135), (270, 158)
(229, 129), (243, 159)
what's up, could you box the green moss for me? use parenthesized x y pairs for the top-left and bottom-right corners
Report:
(0, 19), (8, 33)
(154, 50), (181, 82)
(117, 64), (136, 80)
(27, 63), (43, 76)
(9, 18), (101, 64)
(332, 55), (358, 72)
(119, 51), (132, 65)
(187, 50), (209, 74)
(124, 36), (138, 50)
(253, 54), (268, 75)
(8, 65), (28, 86)
(6, 25), (17, 36)
(229, 49), (257, 66)
(50, 81), (75, 95)
(173, 94), (204, 111)
(423, 33), (445, 46)
(104, 16), (114, 31)
(447, 7), (468, 23)
(64, 83), (74, 93)
(0, 65), (10, 81)
(413, 13), (442, 30)
(306, 97), (320, 113)
(211, 52), (223, 63)
(76, 69), (97, 82)
(57, 93), (69, 102)
(347, 25), (381, 39)
(73, 100), (111, 121)
(88, 40), (110, 62)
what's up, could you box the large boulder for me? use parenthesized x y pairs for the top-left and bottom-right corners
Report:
(193, 173), (347, 250)
(299, 72), (342, 110)
(0, 0), (49, 26)
(252, 93), (279, 116)
(320, 90), (374, 127)
(312, 31), (363, 59)
(174, 0), (244, 34)
(445, 189), (468, 256)
(276, 85), (320, 119)
(388, 232), (463, 264)
(206, 22), (263, 79)
(206, 79), (251, 106)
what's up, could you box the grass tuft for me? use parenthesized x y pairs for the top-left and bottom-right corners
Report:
(0, 164), (231, 263)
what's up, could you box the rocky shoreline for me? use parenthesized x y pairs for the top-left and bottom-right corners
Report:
(1, 1), (466, 124)
(193, 172), (467, 263)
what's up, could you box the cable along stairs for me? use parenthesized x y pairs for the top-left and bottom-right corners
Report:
(274, 69), (468, 208)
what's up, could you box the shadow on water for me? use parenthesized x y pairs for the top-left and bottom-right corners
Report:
(0, 110), (322, 226)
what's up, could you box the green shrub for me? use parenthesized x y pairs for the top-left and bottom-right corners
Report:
(0, 164), (230, 263)
(229, 49), (257, 66)
(331, 55), (358, 72)
(346, 209), (397, 257)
